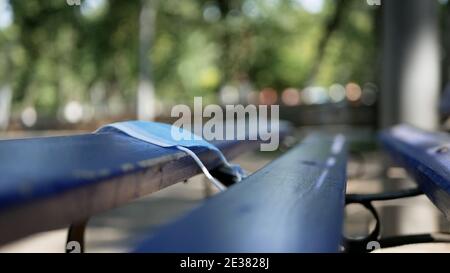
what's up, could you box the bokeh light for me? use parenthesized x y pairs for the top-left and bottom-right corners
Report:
(259, 88), (278, 105)
(81, 0), (107, 18)
(281, 88), (301, 106)
(21, 107), (37, 128)
(220, 85), (240, 105)
(301, 86), (328, 105)
(361, 83), (378, 106)
(295, 0), (325, 14)
(345, 82), (362, 102)
(64, 101), (83, 124)
(203, 3), (221, 23)
(329, 84), (346, 103)
(0, 0), (13, 29)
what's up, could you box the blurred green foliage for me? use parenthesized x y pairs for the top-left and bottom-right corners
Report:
(0, 0), (377, 116)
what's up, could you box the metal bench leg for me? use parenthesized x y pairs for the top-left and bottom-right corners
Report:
(344, 187), (424, 253)
(66, 220), (88, 253)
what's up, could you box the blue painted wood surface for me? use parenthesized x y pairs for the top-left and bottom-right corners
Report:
(0, 122), (291, 246)
(0, 131), (238, 210)
(135, 134), (347, 253)
(380, 125), (450, 219)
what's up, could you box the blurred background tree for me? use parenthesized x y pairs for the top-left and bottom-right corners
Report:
(0, 0), (381, 128)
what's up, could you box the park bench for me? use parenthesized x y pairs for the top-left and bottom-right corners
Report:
(0, 121), (290, 251)
(1, 121), (450, 253)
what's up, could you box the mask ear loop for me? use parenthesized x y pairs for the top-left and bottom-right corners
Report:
(175, 145), (227, 191)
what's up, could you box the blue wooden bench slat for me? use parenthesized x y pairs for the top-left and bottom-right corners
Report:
(134, 134), (347, 253)
(0, 128), (273, 245)
(0, 132), (225, 208)
(380, 125), (450, 219)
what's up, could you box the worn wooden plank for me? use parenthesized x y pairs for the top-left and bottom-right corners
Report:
(0, 123), (290, 246)
(134, 133), (347, 253)
(380, 124), (450, 219)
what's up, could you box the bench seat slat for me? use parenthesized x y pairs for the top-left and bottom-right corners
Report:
(135, 134), (347, 253)
(0, 132), (263, 246)
(0, 133), (246, 208)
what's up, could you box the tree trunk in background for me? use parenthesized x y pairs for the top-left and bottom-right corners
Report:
(380, 0), (440, 238)
(217, 0), (231, 86)
(0, 86), (12, 130)
(137, 0), (157, 121)
(307, 0), (348, 85)
(440, 4), (450, 91)
(381, 0), (440, 130)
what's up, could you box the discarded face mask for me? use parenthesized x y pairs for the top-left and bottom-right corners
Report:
(95, 121), (246, 191)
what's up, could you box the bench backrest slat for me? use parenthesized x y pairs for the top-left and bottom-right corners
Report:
(380, 125), (450, 219)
